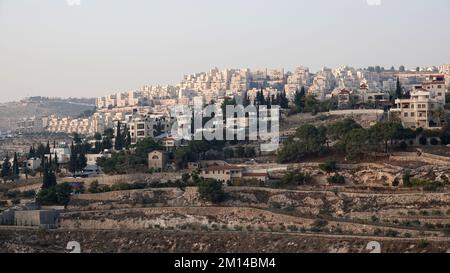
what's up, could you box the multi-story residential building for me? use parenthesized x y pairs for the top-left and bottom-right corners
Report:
(200, 165), (243, 183)
(285, 67), (312, 99)
(439, 63), (450, 75)
(124, 113), (171, 145)
(246, 87), (280, 103)
(16, 117), (47, 134)
(391, 75), (447, 129)
(332, 88), (352, 108)
(355, 82), (390, 105)
(308, 68), (336, 101)
(96, 90), (147, 109)
(49, 145), (71, 164)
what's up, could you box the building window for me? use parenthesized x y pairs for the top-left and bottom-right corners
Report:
(410, 112), (415, 117)
(404, 113), (408, 117)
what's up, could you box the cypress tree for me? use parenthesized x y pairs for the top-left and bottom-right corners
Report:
(42, 162), (56, 189)
(78, 153), (87, 171)
(28, 145), (36, 159)
(1, 155), (11, 181)
(125, 127), (132, 148)
(68, 142), (79, 173)
(295, 86), (306, 112)
(36, 143), (46, 158)
(395, 77), (403, 100)
(280, 91), (289, 109)
(243, 94), (250, 107)
(114, 121), (124, 151)
(45, 141), (51, 154)
(266, 94), (272, 107)
(54, 152), (59, 172)
(13, 152), (19, 180)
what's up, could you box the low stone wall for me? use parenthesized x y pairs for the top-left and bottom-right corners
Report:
(329, 109), (385, 116)
(390, 152), (450, 166)
(59, 207), (425, 237)
(0, 210), (14, 225)
(14, 210), (60, 228)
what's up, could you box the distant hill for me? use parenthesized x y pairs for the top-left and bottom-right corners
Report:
(0, 97), (96, 131)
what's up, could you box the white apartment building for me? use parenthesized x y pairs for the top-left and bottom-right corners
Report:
(49, 146), (71, 164)
(285, 67), (312, 99)
(439, 63), (449, 73)
(246, 87), (280, 103)
(16, 117), (47, 133)
(391, 75), (447, 129)
(308, 68), (336, 101)
(124, 114), (171, 145)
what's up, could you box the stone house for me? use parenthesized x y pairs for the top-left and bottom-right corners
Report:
(148, 150), (167, 171)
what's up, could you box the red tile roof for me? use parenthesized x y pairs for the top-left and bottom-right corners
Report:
(203, 165), (242, 171)
(243, 173), (268, 177)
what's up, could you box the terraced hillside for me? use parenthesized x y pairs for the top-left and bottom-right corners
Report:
(3, 185), (449, 253)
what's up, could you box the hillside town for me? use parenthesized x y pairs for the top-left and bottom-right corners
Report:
(11, 64), (450, 137)
(1, 62), (450, 253)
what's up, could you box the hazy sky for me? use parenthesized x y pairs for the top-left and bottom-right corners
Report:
(0, 0), (449, 102)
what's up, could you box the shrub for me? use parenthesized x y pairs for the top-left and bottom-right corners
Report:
(36, 183), (72, 206)
(131, 181), (147, 190)
(181, 173), (191, 183)
(392, 177), (400, 187)
(432, 210), (442, 216)
(403, 171), (412, 187)
(280, 172), (313, 187)
(423, 181), (444, 192)
(270, 202), (282, 209)
(287, 225), (298, 232)
(399, 141), (408, 150)
(88, 181), (100, 193)
(319, 160), (338, 173)
(419, 137), (427, 146)
(418, 239), (430, 248)
(234, 225), (242, 231)
(6, 190), (19, 199)
(198, 179), (226, 203)
(430, 138), (439, 146)
(385, 229), (399, 237)
(420, 210), (429, 216)
(327, 174), (345, 185)
(111, 183), (132, 191)
(444, 228), (450, 236)
(312, 219), (328, 228)
(373, 228), (383, 236)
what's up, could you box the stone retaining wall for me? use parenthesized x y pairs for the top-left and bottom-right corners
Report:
(390, 152), (450, 166)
